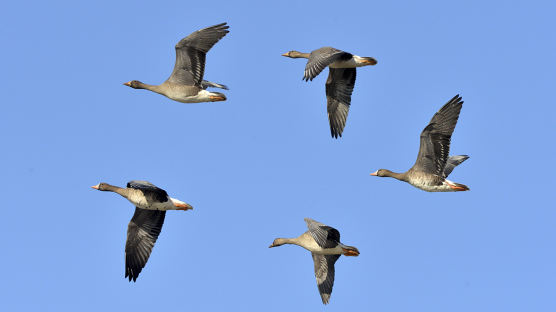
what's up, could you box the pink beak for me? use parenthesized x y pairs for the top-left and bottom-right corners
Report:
(370, 171), (378, 176)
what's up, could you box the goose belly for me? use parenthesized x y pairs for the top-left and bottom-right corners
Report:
(126, 190), (150, 208)
(409, 180), (456, 192)
(297, 233), (343, 254)
(165, 92), (208, 103)
(126, 191), (174, 210)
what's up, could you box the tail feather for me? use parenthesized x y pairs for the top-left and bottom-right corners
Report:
(201, 80), (229, 90)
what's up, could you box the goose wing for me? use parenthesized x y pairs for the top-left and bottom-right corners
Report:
(125, 208), (166, 282)
(443, 155), (469, 177)
(127, 180), (168, 203)
(304, 47), (352, 81)
(326, 68), (356, 138)
(412, 95), (464, 176)
(305, 218), (340, 249)
(311, 253), (341, 304)
(167, 23), (229, 86)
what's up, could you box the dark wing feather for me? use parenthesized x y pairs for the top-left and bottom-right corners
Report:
(412, 95), (464, 176)
(305, 218), (340, 249)
(326, 68), (356, 138)
(312, 253), (341, 304)
(443, 155), (469, 177)
(304, 47), (352, 81)
(125, 208), (166, 282)
(127, 180), (168, 203)
(167, 23), (229, 86)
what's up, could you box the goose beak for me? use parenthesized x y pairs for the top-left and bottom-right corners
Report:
(268, 244), (275, 248)
(281, 52), (289, 57)
(91, 184), (99, 190)
(370, 171), (378, 176)
(123, 81), (131, 87)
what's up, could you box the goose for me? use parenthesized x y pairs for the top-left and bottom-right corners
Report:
(91, 180), (193, 281)
(282, 47), (377, 138)
(269, 218), (359, 304)
(370, 95), (470, 192)
(123, 23), (229, 103)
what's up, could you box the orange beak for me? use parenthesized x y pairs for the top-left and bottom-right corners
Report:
(281, 52), (289, 57)
(123, 81), (131, 87)
(370, 171), (378, 176)
(91, 184), (99, 190)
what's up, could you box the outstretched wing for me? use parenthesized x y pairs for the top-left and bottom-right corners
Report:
(167, 23), (229, 86)
(304, 218), (340, 249)
(127, 180), (168, 203)
(312, 253), (341, 304)
(304, 47), (352, 81)
(326, 68), (356, 138)
(443, 155), (469, 177)
(125, 208), (166, 282)
(412, 95), (464, 176)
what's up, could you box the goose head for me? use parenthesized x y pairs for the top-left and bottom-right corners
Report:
(370, 169), (392, 177)
(123, 80), (144, 89)
(281, 51), (306, 58)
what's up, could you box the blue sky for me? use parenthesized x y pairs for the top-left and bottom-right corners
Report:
(1, 0), (555, 311)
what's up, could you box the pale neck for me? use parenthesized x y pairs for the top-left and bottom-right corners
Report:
(136, 81), (163, 94)
(274, 237), (301, 246)
(102, 184), (131, 198)
(383, 170), (408, 182)
(290, 51), (310, 59)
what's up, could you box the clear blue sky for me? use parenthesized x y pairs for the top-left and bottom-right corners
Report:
(1, 0), (555, 311)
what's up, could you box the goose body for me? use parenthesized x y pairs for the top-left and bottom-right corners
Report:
(152, 83), (226, 104)
(124, 23), (229, 104)
(269, 218), (359, 304)
(282, 47), (377, 138)
(328, 55), (376, 69)
(91, 180), (193, 281)
(370, 95), (470, 192)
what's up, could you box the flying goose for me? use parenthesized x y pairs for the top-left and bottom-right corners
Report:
(269, 218), (359, 304)
(282, 47), (377, 138)
(124, 23), (229, 103)
(370, 95), (470, 192)
(91, 180), (193, 281)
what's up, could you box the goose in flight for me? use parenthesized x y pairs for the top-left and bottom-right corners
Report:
(370, 95), (470, 192)
(282, 47), (377, 138)
(91, 180), (193, 281)
(269, 218), (359, 304)
(124, 23), (229, 103)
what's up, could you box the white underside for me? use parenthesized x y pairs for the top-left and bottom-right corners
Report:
(166, 89), (223, 103)
(409, 179), (459, 192)
(329, 55), (368, 68)
(125, 190), (183, 210)
(296, 233), (344, 255)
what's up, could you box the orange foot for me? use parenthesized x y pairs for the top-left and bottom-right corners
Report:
(210, 96), (226, 101)
(342, 249), (360, 256)
(448, 184), (468, 191)
(174, 203), (193, 211)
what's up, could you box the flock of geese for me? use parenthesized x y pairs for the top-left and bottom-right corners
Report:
(92, 22), (470, 305)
